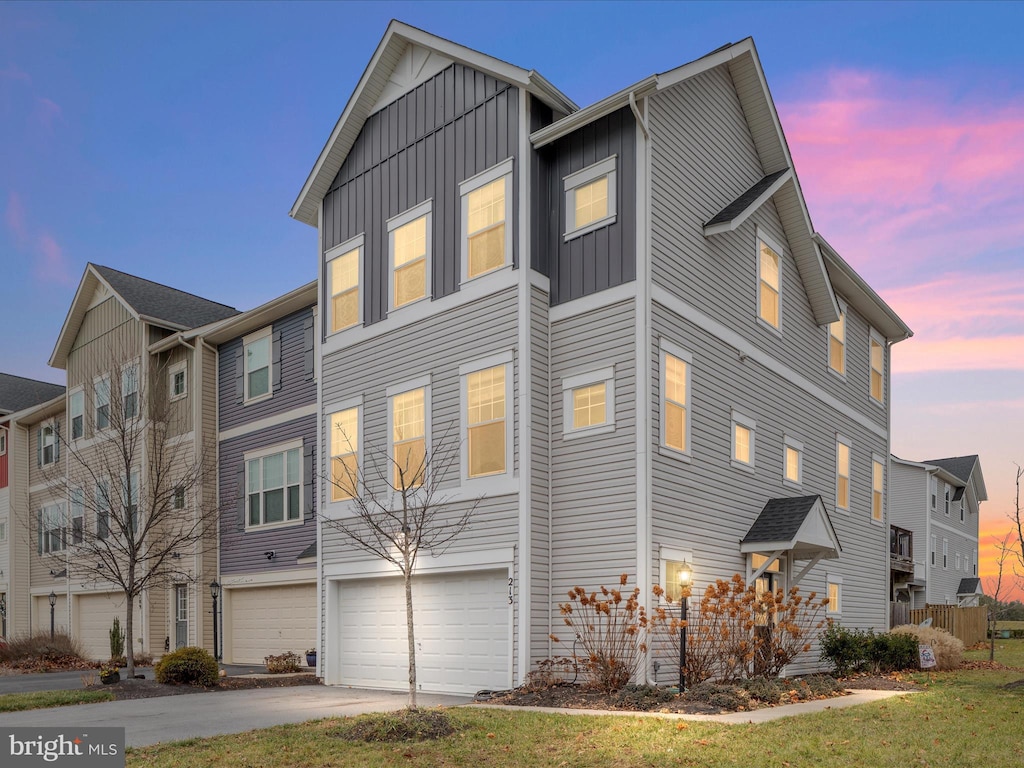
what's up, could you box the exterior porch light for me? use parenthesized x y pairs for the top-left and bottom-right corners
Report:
(678, 562), (692, 693)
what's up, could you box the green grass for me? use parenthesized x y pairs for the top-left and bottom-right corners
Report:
(128, 665), (1024, 768)
(0, 689), (115, 712)
(995, 620), (1024, 631)
(965, 637), (1024, 667)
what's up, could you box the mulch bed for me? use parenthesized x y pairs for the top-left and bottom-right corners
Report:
(105, 673), (321, 701)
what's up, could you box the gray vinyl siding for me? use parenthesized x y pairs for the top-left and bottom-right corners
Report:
(538, 107), (637, 306)
(322, 63), (520, 325)
(549, 298), (637, 608)
(217, 307), (316, 432)
(218, 415), (317, 576)
(528, 284), (551, 665)
(889, 461), (929, 585)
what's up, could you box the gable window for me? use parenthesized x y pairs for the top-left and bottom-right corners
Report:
(464, 360), (509, 479)
(389, 386), (427, 489)
(41, 502), (66, 553)
(95, 375), (111, 430)
(96, 479), (110, 540)
(827, 575), (842, 615)
(757, 231), (782, 330)
(327, 236), (362, 333)
(828, 308), (846, 375)
(244, 327), (272, 402)
(122, 362), (139, 420)
(40, 424), (57, 466)
(660, 341), (692, 458)
(836, 436), (852, 511)
(328, 405), (360, 501)
(388, 201), (431, 310)
(563, 155), (617, 240)
(731, 410), (756, 470)
(944, 489), (950, 515)
(70, 487), (84, 545)
(461, 158), (513, 280)
(872, 456), (885, 522)
(783, 436), (803, 487)
(930, 476), (937, 509)
(169, 361), (187, 401)
(562, 366), (616, 439)
(69, 390), (84, 440)
(246, 443), (302, 528)
(869, 331), (885, 403)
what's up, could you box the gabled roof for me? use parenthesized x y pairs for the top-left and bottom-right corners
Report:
(290, 20), (577, 227)
(703, 168), (792, 234)
(50, 264), (239, 369)
(740, 495), (841, 560)
(0, 373), (65, 416)
(923, 455), (987, 501)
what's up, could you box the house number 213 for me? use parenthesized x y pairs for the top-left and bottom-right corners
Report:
(508, 578), (514, 604)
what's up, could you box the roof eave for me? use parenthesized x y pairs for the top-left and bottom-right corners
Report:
(530, 76), (658, 149)
(7, 392), (66, 424)
(199, 281), (318, 346)
(703, 168), (793, 236)
(48, 264), (140, 369)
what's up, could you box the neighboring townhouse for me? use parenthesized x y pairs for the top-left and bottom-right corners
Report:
(19, 263), (238, 660)
(290, 22), (912, 694)
(0, 373), (66, 638)
(890, 455), (987, 608)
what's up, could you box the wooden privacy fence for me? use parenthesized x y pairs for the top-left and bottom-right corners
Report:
(908, 605), (987, 646)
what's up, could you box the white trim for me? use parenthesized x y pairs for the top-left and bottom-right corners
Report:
(324, 397), (363, 509)
(460, 157), (514, 283)
(563, 155), (618, 241)
(388, 199), (433, 313)
(323, 547), (515, 579)
(730, 409), (756, 471)
(756, 226), (784, 335)
(826, 574), (842, 615)
(93, 373), (111, 433)
(659, 339), (692, 462)
(220, 569), (317, 588)
(460, 355), (514, 486)
(168, 360), (188, 402)
(242, 438), (305, 531)
(869, 326), (886, 407)
(549, 282), (636, 323)
(516, 88), (532, 687)
(67, 387), (85, 442)
(835, 434), (853, 513)
(871, 452), (886, 525)
(827, 299), (847, 379)
(636, 113), (653, 675)
(651, 285), (889, 439)
(458, 349), (514, 377)
(561, 366), (616, 439)
(218, 403), (317, 443)
(930, 518), (979, 543)
(242, 326), (273, 405)
(782, 435), (803, 488)
(325, 233), (365, 336)
(658, 547), (693, 603)
(385, 374), (432, 399)
(386, 383), (431, 490)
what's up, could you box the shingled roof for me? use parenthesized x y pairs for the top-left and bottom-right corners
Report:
(923, 456), (979, 486)
(0, 373), (65, 415)
(740, 495), (841, 560)
(957, 578), (983, 596)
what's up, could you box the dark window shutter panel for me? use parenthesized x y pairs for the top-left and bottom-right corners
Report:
(237, 466), (246, 530)
(272, 329), (282, 392)
(303, 440), (315, 517)
(37, 510), (42, 554)
(234, 347), (244, 405)
(36, 427), (42, 467)
(303, 315), (315, 381)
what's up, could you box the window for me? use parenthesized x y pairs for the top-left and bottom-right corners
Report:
(870, 331), (885, 403)
(41, 502), (66, 553)
(123, 469), (139, 536)
(465, 363), (507, 478)
(96, 480), (110, 540)
(122, 362), (139, 419)
(828, 308), (846, 375)
(960, 502), (965, 523)
(328, 406), (359, 501)
(661, 342), (692, 457)
(172, 486), (186, 510)
(0, 520), (6, 543)
(836, 437), (851, 511)
(461, 158), (513, 280)
(930, 476), (937, 509)
(731, 411), (756, 469)
(40, 424), (57, 466)
(69, 390), (84, 440)
(757, 232), (782, 330)
(95, 375), (110, 430)
(0, 428), (6, 456)
(660, 548), (694, 602)
(388, 201), (431, 310)
(169, 361), (187, 401)
(872, 456), (885, 522)
(955, 552), (961, 571)
(973, 555), (977, 576)
(562, 367), (616, 438)
(246, 444), (302, 528)
(563, 155), (617, 240)
(244, 327), (272, 402)
(390, 387), (426, 489)
(930, 534), (936, 566)
(944, 489), (950, 515)
(70, 487), (84, 545)
(783, 437), (803, 487)
(942, 539), (948, 568)
(327, 236), (362, 333)
(827, 576), (842, 615)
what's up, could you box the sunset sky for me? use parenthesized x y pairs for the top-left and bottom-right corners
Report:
(2, 2), (1021, 595)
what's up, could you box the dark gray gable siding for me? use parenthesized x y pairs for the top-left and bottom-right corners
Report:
(218, 414), (317, 575)
(217, 306), (317, 432)
(536, 106), (637, 305)
(322, 63), (520, 327)
(529, 95), (554, 276)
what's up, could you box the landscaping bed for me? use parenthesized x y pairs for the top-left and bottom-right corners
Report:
(106, 672), (321, 701)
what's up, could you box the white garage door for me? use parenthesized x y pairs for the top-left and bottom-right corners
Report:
(338, 569), (509, 695)
(228, 583), (316, 665)
(33, 594), (68, 636)
(76, 593), (139, 661)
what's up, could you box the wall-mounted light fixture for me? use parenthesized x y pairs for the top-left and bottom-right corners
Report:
(264, 550), (276, 561)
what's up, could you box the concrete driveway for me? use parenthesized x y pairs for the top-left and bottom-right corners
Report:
(0, 685), (470, 747)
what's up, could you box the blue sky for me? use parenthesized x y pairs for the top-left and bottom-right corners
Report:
(2, 1), (1023, 583)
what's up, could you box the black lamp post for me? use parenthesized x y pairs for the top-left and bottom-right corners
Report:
(209, 581), (221, 662)
(48, 590), (57, 640)
(678, 561), (692, 693)
(0, 594), (7, 638)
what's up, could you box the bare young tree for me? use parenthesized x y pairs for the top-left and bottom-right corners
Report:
(41, 350), (218, 677)
(322, 421), (478, 708)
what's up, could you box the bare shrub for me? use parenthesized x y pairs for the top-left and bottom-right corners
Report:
(0, 632), (91, 670)
(523, 657), (576, 691)
(264, 651), (303, 674)
(891, 624), (964, 670)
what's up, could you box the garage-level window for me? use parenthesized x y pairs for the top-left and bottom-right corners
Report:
(246, 443), (302, 528)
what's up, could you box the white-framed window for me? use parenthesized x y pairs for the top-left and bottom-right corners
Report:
(659, 547), (693, 603)
(930, 534), (936, 566)
(942, 539), (948, 568)
(95, 374), (111, 430)
(246, 442), (303, 529)
(243, 326), (272, 403)
(562, 366), (615, 439)
(973, 554), (977, 575)
(930, 475), (937, 509)
(461, 158), (513, 281)
(0, 427), (6, 456)
(828, 305), (846, 376)
(660, 340), (692, 459)
(944, 489), (950, 516)
(0, 519), (6, 542)
(123, 468), (140, 536)
(96, 479), (110, 540)
(869, 330), (885, 404)
(731, 410), (756, 470)
(388, 382), (429, 490)
(461, 353), (513, 481)
(41, 502), (66, 553)
(563, 155), (617, 241)
(70, 487), (84, 545)
(872, 455), (885, 522)
(388, 200), (432, 310)
(122, 362), (139, 420)
(836, 436), (852, 511)
(69, 390), (84, 440)
(328, 402), (360, 502)
(783, 436), (803, 487)
(172, 486), (186, 510)
(327, 234), (363, 334)
(955, 552), (961, 571)
(40, 423), (57, 466)
(827, 575), (842, 615)
(960, 501), (965, 523)
(169, 361), (188, 401)
(757, 229), (783, 331)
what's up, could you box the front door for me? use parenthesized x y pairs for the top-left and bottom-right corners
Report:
(175, 585), (188, 648)
(753, 572), (778, 676)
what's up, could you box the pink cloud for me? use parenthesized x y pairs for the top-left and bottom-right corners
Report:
(34, 232), (73, 285)
(893, 335), (1024, 374)
(883, 271), (1024, 339)
(32, 96), (62, 133)
(0, 65), (31, 83)
(4, 191), (28, 244)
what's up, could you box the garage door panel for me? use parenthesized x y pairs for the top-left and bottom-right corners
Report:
(76, 594), (139, 661)
(228, 583), (316, 665)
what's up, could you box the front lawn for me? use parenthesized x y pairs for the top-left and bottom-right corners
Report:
(0, 689), (115, 712)
(129, 664), (1024, 768)
(965, 638), (1024, 668)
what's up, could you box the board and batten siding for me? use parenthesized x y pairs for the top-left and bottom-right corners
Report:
(322, 63), (520, 325)
(549, 298), (638, 611)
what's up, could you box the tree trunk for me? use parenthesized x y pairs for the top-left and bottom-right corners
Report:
(125, 593), (136, 678)
(405, 572), (417, 709)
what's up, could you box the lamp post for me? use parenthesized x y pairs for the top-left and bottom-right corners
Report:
(0, 594), (7, 638)
(209, 581), (221, 662)
(678, 561), (692, 693)
(48, 591), (57, 640)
